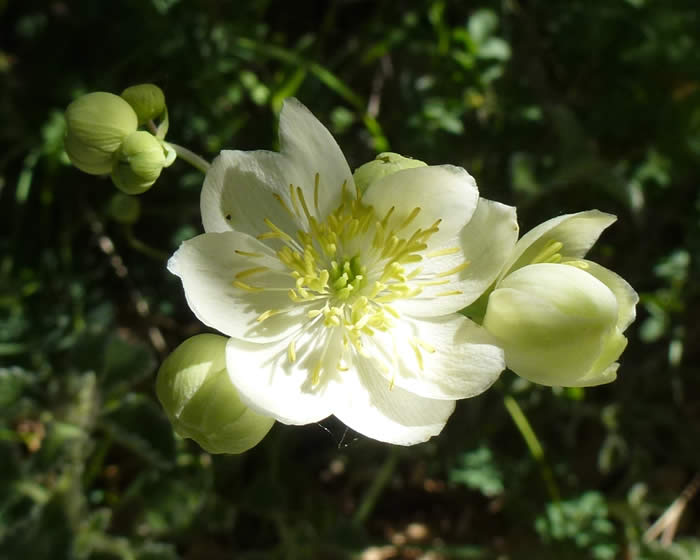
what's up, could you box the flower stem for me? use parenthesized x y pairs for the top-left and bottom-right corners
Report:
(124, 225), (169, 261)
(352, 446), (400, 525)
(503, 394), (561, 502)
(168, 142), (211, 174)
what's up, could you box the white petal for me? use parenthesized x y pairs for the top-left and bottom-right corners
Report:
(572, 259), (638, 331)
(501, 210), (617, 278)
(226, 325), (336, 425)
(362, 165), (479, 246)
(328, 356), (456, 446)
(201, 149), (303, 236)
(365, 314), (504, 400)
(394, 198), (518, 316)
(201, 99), (352, 235)
(168, 232), (310, 343)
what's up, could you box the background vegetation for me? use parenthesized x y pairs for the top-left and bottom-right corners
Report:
(2, 0), (699, 558)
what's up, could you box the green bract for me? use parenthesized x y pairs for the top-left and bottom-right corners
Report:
(482, 211), (638, 387)
(111, 131), (167, 194)
(352, 152), (427, 193)
(156, 334), (275, 454)
(121, 84), (166, 126)
(64, 92), (138, 174)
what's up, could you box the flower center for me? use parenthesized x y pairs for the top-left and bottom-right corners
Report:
(234, 173), (471, 384)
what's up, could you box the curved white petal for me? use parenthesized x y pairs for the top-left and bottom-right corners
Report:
(394, 198), (519, 316)
(572, 259), (638, 331)
(201, 99), (352, 236)
(362, 165), (479, 246)
(366, 314), (504, 400)
(226, 325), (337, 425)
(501, 210), (617, 278)
(328, 356), (455, 446)
(168, 232), (311, 343)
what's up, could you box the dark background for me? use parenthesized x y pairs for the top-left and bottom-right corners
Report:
(1, 1), (699, 558)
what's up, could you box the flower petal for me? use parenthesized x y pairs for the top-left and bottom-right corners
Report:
(365, 314), (504, 400)
(328, 356), (456, 446)
(572, 259), (638, 331)
(201, 99), (352, 235)
(362, 165), (479, 246)
(394, 198), (518, 316)
(225, 326), (336, 425)
(168, 231), (311, 343)
(501, 210), (617, 278)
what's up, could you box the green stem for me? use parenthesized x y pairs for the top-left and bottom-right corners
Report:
(124, 225), (169, 261)
(503, 394), (561, 501)
(168, 142), (211, 174)
(352, 446), (400, 525)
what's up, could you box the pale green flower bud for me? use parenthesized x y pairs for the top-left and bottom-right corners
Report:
(156, 334), (275, 454)
(121, 84), (166, 126)
(107, 193), (141, 224)
(64, 92), (138, 174)
(353, 152), (427, 193)
(111, 131), (167, 194)
(482, 263), (628, 387)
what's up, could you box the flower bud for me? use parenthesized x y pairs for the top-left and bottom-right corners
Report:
(482, 263), (628, 387)
(111, 131), (167, 194)
(121, 84), (166, 126)
(156, 334), (275, 454)
(353, 152), (427, 193)
(64, 92), (138, 174)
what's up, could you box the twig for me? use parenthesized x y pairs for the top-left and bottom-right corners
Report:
(643, 472), (700, 546)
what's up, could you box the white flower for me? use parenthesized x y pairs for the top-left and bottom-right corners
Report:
(168, 99), (519, 445)
(482, 211), (638, 387)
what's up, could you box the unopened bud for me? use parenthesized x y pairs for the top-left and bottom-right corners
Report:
(64, 92), (138, 174)
(111, 131), (167, 194)
(156, 334), (275, 454)
(121, 84), (166, 126)
(483, 263), (628, 387)
(353, 152), (427, 193)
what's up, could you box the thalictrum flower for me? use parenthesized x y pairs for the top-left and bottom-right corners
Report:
(168, 99), (519, 445)
(482, 211), (638, 387)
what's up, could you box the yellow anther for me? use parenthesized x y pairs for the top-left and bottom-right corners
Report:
(417, 279), (450, 287)
(287, 340), (297, 363)
(531, 240), (563, 264)
(235, 266), (269, 279)
(435, 261), (471, 278)
(289, 183), (300, 216)
(416, 338), (436, 353)
(380, 206), (395, 228)
(426, 247), (461, 258)
(235, 249), (264, 258)
(256, 308), (280, 323)
(400, 207), (421, 229)
(272, 192), (295, 219)
(312, 362), (322, 385)
(409, 338), (424, 370)
(307, 308), (323, 318)
(259, 218), (294, 243)
(435, 290), (463, 297)
(314, 172), (320, 211)
(232, 280), (265, 293)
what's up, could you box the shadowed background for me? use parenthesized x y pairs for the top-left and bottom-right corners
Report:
(1, 1), (699, 558)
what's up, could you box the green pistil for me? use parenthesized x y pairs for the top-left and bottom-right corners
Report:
(330, 256), (367, 300)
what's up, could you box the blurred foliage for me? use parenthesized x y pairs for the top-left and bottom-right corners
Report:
(2, 0), (700, 558)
